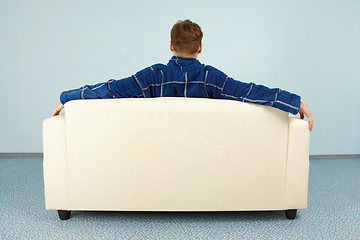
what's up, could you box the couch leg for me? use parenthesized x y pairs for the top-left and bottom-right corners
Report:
(285, 209), (297, 219)
(58, 210), (71, 220)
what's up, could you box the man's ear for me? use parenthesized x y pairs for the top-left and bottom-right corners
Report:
(170, 42), (174, 52)
(198, 43), (202, 54)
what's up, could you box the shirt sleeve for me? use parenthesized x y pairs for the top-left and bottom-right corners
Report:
(59, 76), (144, 105)
(207, 71), (301, 115)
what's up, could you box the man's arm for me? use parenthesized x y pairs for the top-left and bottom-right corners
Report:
(51, 76), (144, 117)
(59, 76), (143, 105)
(220, 78), (301, 115)
(222, 78), (314, 132)
(206, 70), (314, 131)
(221, 78), (314, 131)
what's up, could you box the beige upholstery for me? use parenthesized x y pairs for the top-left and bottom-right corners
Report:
(43, 97), (310, 212)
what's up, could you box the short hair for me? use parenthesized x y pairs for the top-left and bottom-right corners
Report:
(171, 20), (203, 55)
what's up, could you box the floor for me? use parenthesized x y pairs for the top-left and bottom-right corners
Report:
(0, 158), (359, 239)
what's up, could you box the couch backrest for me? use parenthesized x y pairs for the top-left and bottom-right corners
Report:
(63, 97), (291, 210)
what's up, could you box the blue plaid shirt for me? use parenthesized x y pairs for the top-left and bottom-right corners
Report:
(60, 56), (301, 115)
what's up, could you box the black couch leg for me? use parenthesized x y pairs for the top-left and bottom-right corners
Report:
(58, 210), (71, 220)
(285, 209), (297, 219)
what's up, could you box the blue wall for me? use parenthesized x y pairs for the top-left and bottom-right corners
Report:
(1, 0), (359, 155)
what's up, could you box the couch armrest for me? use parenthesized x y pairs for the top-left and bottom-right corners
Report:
(285, 117), (310, 209)
(42, 114), (69, 210)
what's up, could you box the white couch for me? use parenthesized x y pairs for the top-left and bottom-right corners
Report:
(42, 97), (310, 220)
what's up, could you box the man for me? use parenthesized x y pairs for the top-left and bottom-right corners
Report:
(52, 19), (313, 131)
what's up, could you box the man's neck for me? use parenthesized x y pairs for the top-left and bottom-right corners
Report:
(172, 52), (198, 59)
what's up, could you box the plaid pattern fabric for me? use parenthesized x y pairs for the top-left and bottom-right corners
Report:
(60, 56), (301, 114)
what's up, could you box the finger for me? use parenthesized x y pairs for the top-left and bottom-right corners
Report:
(51, 104), (64, 117)
(309, 118), (314, 132)
(51, 109), (59, 117)
(307, 116), (313, 132)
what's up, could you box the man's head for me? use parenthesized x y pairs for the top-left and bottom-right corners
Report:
(170, 20), (203, 58)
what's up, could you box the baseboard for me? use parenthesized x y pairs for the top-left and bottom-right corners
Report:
(309, 154), (360, 160)
(0, 153), (43, 158)
(0, 153), (359, 159)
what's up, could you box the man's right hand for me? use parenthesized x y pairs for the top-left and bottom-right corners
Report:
(299, 99), (314, 132)
(51, 103), (64, 117)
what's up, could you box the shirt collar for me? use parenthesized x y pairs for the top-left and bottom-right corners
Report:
(167, 56), (202, 71)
